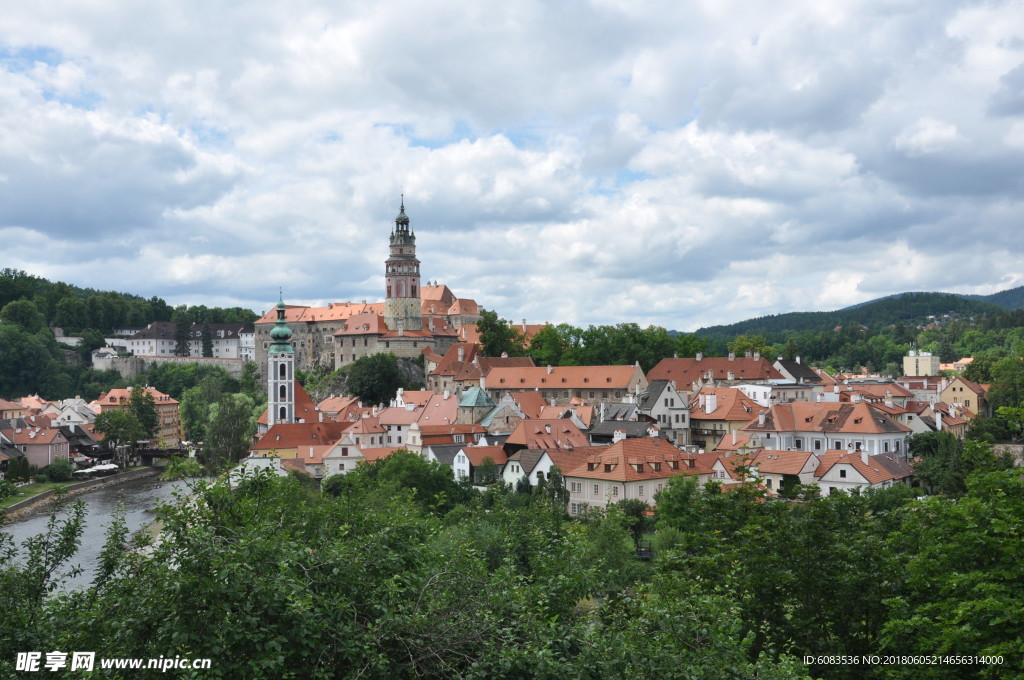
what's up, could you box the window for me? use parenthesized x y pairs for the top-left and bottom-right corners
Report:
(279, 364), (286, 378)
(537, 471), (545, 481)
(638, 485), (645, 496)
(839, 469), (847, 479)
(570, 503), (581, 515)
(814, 440), (822, 450)
(593, 484), (599, 495)
(279, 406), (287, 420)
(338, 463), (346, 471)
(341, 447), (349, 457)
(570, 482), (582, 493)
(453, 434), (465, 443)
(794, 438), (802, 449)
(611, 487), (618, 496)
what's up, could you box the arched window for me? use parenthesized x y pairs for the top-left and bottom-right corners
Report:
(279, 406), (287, 420)
(279, 385), (287, 399)
(279, 364), (286, 379)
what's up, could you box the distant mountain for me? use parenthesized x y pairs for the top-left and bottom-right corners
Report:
(963, 285), (1024, 310)
(842, 285), (1024, 312)
(693, 292), (1005, 340)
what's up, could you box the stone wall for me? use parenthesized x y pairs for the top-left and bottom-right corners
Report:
(94, 355), (243, 380)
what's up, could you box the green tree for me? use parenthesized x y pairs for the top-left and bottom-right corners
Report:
(527, 323), (567, 366)
(727, 334), (771, 357)
(345, 352), (404, 405)
(0, 299), (47, 333)
(996, 405), (1024, 443)
(127, 387), (159, 442)
(476, 308), (527, 357)
(204, 393), (256, 469)
(173, 313), (191, 357)
(908, 431), (1013, 496)
(611, 497), (653, 550)
(324, 449), (472, 514)
(201, 321), (214, 357)
(92, 409), (145, 466)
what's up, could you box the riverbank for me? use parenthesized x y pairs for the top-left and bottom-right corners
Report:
(3, 467), (162, 521)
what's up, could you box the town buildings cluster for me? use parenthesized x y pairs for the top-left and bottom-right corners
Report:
(0, 386), (180, 475)
(235, 202), (990, 511)
(2, 203), (992, 514)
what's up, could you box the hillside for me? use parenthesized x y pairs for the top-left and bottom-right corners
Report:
(694, 292), (1005, 340)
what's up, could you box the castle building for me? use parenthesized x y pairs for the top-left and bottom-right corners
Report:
(253, 200), (481, 375)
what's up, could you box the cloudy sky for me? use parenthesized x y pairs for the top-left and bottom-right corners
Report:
(2, 1), (1022, 331)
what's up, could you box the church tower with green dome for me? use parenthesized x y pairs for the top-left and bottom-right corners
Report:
(267, 292), (296, 426)
(384, 197), (423, 333)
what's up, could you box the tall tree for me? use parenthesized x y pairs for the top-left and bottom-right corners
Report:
(127, 387), (159, 442)
(201, 322), (214, 358)
(0, 299), (47, 333)
(204, 393), (256, 468)
(345, 352), (404, 405)
(173, 312), (191, 357)
(476, 309), (527, 357)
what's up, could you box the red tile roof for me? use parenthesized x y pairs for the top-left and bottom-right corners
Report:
(506, 419), (590, 450)
(648, 356), (783, 386)
(486, 365), (643, 391)
(563, 438), (711, 482)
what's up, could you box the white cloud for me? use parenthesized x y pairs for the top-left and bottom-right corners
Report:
(0, 0), (1021, 332)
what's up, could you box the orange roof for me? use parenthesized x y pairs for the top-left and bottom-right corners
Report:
(95, 387), (178, 408)
(252, 421), (349, 451)
(361, 446), (403, 462)
(751, 449), (815, 475)
(648, 356), (783, 386)
(508, 391), (548, 419)
(814, 450), (907, 485)
(689, 387), (761, 423)
(563, 438), (711, 482)
(256, 302), (384, 325)
(3, 426), (66, 445)
(461, 445), (508, 466)
(343, 416), (385, 434)
(714, 432), (758, 452)
(506, 419), (590, 450)
(486, 365), (643, 391)
(419, 423), (486, 437)
(835, 383), (914, 400)
(318, 395), (361, 415)
(744, 402), (911, 435)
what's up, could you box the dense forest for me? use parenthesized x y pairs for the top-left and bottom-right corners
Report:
(2, 439), (1019, 679)
(0, 269), (257, 400)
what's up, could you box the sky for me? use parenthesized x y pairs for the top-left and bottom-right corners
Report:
(2, 1), (1023, 332)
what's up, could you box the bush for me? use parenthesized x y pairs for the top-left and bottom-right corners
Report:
(33, 473), (49, 484)
(41, 458), (74, 482)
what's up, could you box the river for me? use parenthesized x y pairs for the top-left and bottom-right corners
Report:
(1, 474), (193, 590)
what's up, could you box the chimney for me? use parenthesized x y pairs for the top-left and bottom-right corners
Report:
(696, 352), (703, 361)
(732, 432), (737, 445)
(522, 319), (527, 332)
(729, 352), (735, 361)
(753, 351), (760, 360)
(744, 351), (751, 358)
(727, 371), (734, 381)
(318, 412), (324, 423)
(758, 410), (766, 426)
(545, 424), (552, 434)
(673, 352), (678, 359)
(501, 352), (508, 358)
(699, 394), (706, 409)
(612, 429), (626, 443)
(457, 346), (464, 362)
(647, 427), (658, 437)
(443, 389), (450, 400)
(861, 450), (869, 465)
(547, 365), (553, 374)
(936, 411), (942, 431)
(885, 391), (893, 408)
(705, 394), (718, 414)
(309, 447), (314, 459)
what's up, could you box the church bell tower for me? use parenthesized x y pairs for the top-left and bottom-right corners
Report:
(384, 197), (422, 332)
(267, 292), (296, 426)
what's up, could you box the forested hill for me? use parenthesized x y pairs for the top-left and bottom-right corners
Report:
(694, 292), (1005, 341)
(964, 284), (1024, 310)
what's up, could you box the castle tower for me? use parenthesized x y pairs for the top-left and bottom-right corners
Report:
(384, 197), (422, 333)
(267, 293), (296, 426)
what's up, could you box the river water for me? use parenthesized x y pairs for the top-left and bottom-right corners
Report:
(1, 475), (192, 590)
